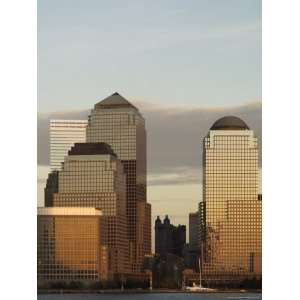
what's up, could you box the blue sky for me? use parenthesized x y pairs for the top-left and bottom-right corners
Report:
(38, 0), (261, 112)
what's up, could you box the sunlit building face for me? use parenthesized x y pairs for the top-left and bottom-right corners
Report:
(37, 207), (104, 282)
(86, 93), (151, 272)
(200, 116), (261, 282)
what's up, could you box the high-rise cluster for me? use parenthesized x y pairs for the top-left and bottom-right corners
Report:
(39, 103), (262, 287)
(38, 93), (151, 284)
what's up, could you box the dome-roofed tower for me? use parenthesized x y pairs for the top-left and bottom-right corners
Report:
(210, 116), (249, 130)
(200, 114), (261, 281)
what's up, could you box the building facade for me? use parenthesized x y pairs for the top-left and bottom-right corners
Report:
(86, 92), (151, 272)
(49, 142), (130, 277)
(155, 215), (186, 257)
(37, 207), (106, 282)
(50, 120), (88, 171)
(189, 212), (199, 249)
(44, 170), (59, 207)
(182, 212), (201, 272)
(200, 116), (262, 283)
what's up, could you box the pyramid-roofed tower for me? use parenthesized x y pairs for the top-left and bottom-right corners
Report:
(86, 92), (151, 274)
(95, 92), (138, 110)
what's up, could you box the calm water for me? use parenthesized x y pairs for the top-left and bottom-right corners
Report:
(38, 293), (262, 300)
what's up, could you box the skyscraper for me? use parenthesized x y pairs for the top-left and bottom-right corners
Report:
(86, 92), (151, 272)
(50, 120), (88, 171)
(37, 207), (105, 282)
(51, 142), (130, 277)
(200, 116), (261, 283)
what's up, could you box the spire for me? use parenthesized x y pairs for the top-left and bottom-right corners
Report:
(164, 215), (170, 225)
(155, 216), (162, 226)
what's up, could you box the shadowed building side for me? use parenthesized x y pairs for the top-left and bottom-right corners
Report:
(44, 171), (59, 207)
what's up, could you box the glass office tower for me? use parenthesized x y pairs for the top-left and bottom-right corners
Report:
(200, 116), (261, 283)
(86, 92), (151, 272)
(37, 207), (105, 282)
(51, 142), (130, 277)
(50, 120), (88, 171)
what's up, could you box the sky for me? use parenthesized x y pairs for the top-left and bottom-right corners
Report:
(38, 0), (261, 242)
(38, 0), (261, 112)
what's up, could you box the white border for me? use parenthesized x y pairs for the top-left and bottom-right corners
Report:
(0, 0), (37, 299)
(263, 0), (300, 299)
(2, 0), (300, 299)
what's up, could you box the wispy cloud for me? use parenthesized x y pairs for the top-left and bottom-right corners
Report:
(148, 167), (201, 186)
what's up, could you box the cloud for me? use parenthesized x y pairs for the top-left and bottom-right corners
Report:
(37, 101), (262, 184)
(148, 167), (201, 186)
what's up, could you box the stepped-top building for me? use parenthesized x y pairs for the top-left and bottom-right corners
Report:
(86, 93), (151, 272)
(200, 116), (262, 283)
(48, 142), (130, 277)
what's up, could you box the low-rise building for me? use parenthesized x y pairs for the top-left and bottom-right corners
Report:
(37, 207), (106, 283)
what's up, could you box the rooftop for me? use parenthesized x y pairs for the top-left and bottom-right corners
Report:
(95, 92), (138, 110)
(210, 116), (249, 130)
(68, 143), (117, 157)
(37, 207), (102, 216)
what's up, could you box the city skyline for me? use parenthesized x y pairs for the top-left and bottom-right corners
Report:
(38, 100), (261, 237)
(37, 93), (262, 288)
(38, 0), (261, 239)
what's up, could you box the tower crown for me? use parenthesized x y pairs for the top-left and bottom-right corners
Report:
(155, 216), (162, 225)
(164, 215), (170, 225)
(95, 92), (138, 110)
(68, 143), (117, 157)
(210, 116), (249, 130)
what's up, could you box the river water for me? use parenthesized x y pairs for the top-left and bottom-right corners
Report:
(38, 293), (262, 300)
